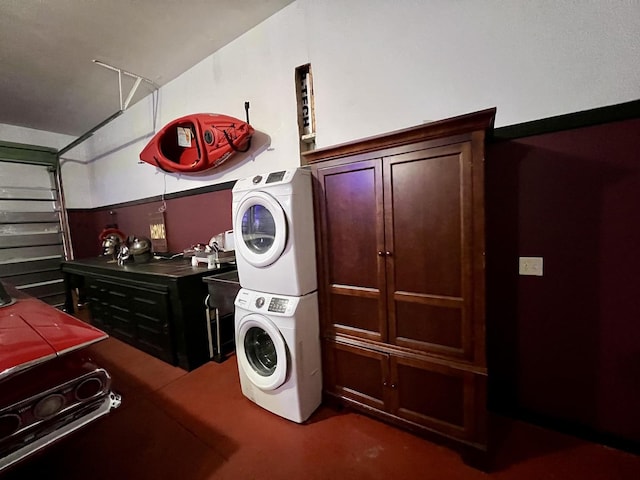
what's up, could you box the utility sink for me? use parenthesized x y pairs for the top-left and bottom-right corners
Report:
(203, 269), (240, 317)
(202, 269), (240, 363)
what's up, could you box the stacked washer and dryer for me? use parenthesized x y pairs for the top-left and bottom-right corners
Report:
(231, 169), (322, 423)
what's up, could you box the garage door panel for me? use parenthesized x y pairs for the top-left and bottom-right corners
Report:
(0, 160), (68, 308)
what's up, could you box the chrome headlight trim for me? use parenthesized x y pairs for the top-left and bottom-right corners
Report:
(74, 377), (105, 401)
(33, 394), (66, 420)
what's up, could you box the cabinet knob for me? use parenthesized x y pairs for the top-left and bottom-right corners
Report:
(377, 251), (384, 256)
(391, 383), (397, 389)
(383, 381), (388, 386)
(385, 251), (392, 257)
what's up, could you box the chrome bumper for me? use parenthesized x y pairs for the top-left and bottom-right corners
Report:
(0, 391), (122, 473)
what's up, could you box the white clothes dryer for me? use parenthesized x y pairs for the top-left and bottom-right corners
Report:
(232, 169), (317, 296)
(234, 288), (322, 423)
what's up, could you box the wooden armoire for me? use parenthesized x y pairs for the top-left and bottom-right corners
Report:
(304, 108), (496, 467)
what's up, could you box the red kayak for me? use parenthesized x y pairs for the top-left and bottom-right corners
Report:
(139, 112), (254, 173)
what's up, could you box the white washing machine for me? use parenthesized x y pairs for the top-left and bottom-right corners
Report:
(232, 168), (317, 296)
(234, 288), (322, 423)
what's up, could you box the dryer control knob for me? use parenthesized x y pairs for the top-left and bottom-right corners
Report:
(255, 297), (265, 308)
(252, 175), (263, 184)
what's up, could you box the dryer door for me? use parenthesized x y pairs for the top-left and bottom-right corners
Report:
(234, 191), (287, 268)
(236, 313), (289, 391)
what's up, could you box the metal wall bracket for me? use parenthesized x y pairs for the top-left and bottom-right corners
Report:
(59, 61), (159, 156)
(93, 60), (158, 110)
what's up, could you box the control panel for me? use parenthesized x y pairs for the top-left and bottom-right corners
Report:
(234, 170), (294, 190)
(234, 288), (298, 316)
(267, 297), (289, 313)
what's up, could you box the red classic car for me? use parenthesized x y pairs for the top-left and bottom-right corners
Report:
(0, 281), (121, 472)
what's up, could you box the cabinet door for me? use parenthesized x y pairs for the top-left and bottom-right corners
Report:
(390, 355), (487, 444)
(315, 160), (387, 341)
(323, 340), (390, 411)
(384, 142), (480, 361)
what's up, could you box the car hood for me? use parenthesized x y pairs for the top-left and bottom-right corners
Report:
(0, 294), (107, 380)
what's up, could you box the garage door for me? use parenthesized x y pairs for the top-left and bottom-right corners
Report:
(0, 160), (68, 307)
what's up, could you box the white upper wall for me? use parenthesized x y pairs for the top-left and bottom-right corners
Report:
(306, 0), (640, 145)
(0, 123), (75, 150)
(6, 0), (640, 208)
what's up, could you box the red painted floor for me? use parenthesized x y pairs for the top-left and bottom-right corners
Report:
(3, 337), (639, 479)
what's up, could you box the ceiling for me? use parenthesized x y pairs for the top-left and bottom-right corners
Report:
(0, 0), (294, 137)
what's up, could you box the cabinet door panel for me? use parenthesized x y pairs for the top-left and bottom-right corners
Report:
(323, 162), (381, 287)
(326, 341), (389, 411)
(395, 300), (462, 350)
(386, 146), (467, 296)
(316, 160), (386, 339)
(385, 144), (473, 359)
(391, 356), (483, 442)
(330, 291), (381, 338)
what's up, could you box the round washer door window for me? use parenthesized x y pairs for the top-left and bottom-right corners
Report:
(237, 314), (288, 391)
(235, 192), (287, 268)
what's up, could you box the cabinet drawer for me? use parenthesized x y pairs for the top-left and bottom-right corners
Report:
(130, 290), (170, 321)
(85, 279), (111, 331)
(108, 302), (136, 342)
(131, 289), (173, 363)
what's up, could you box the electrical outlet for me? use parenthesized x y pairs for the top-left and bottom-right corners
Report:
(519, 257), (543, 276)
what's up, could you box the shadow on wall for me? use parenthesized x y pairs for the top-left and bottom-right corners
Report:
(485, 139), (522, 414)
(486, 119), (640, 447)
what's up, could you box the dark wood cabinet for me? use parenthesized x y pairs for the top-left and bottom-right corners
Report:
(62, 257), (235, 371)
(83, 276), (174, 363)
(305, 108), (495, 467)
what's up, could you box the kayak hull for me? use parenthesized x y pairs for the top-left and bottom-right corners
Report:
(139, 113), (254, 173)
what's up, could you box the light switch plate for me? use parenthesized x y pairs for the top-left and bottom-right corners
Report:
(519, 257), (543, 276)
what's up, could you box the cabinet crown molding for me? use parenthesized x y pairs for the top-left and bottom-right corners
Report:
(303, 108), (496, 164)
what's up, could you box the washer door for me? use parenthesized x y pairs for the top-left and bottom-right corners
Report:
(234, 191), (287, 268)
(236, 313), (288, 391)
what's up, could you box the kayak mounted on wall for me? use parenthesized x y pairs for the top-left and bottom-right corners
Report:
(139, 105), (254, 174)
